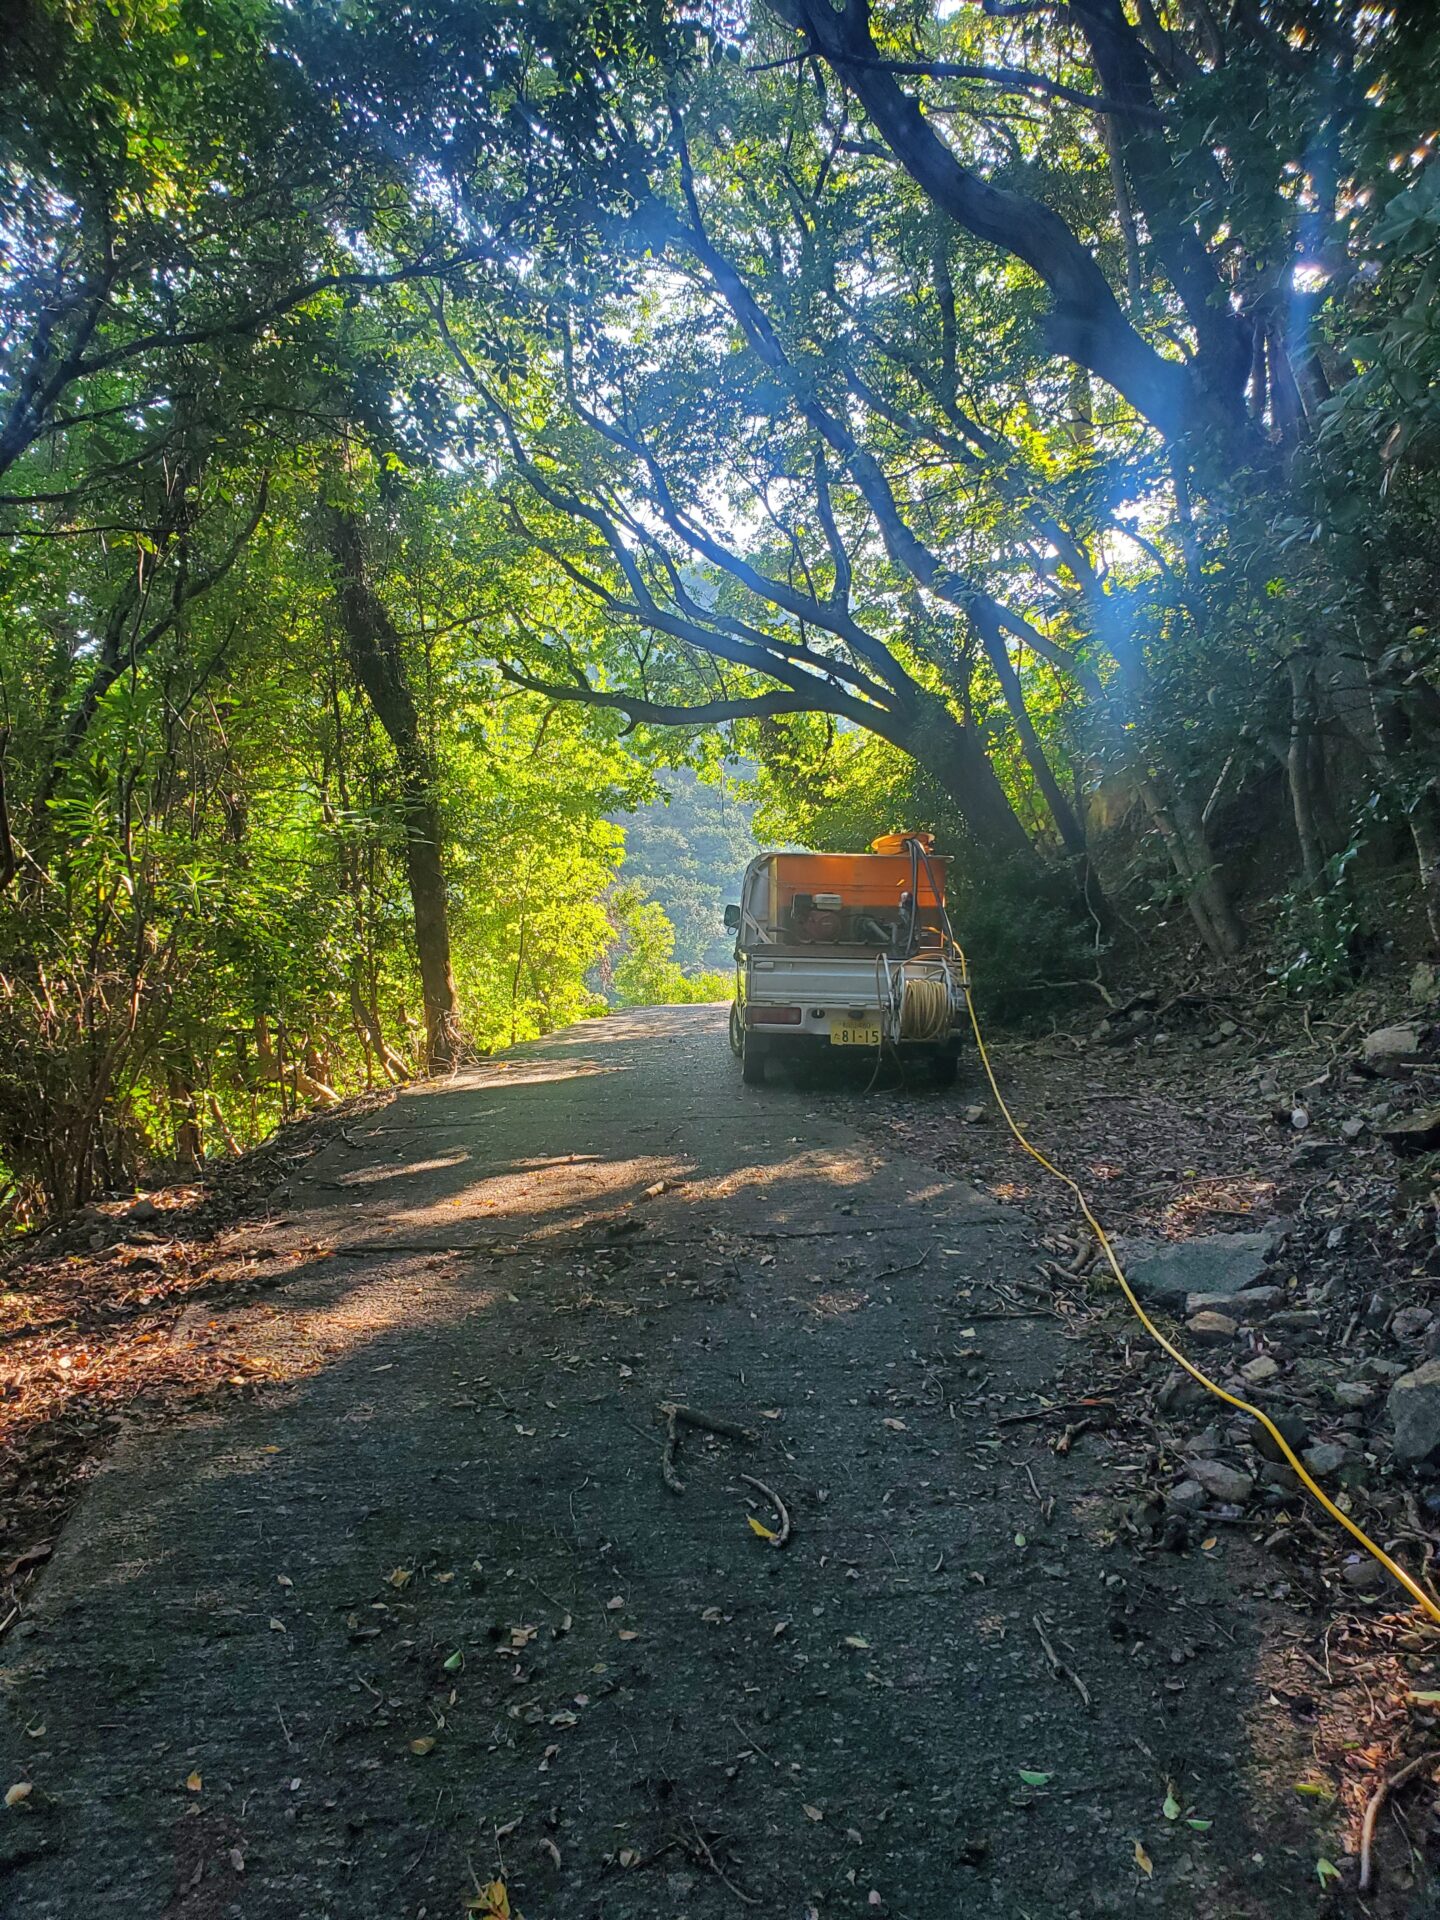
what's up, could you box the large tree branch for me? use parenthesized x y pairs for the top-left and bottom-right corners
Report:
(827, 54), (1166, 122)
(554, 320), (923, 703)
(494, 661), (843, 731)
(662, 209), (1105, 698)
(765, 0), (1200, 438)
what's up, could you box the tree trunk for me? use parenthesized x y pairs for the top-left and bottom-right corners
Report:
(1284, 655), (1326, 897)
(349, 971), (408, 1083)
(902, 698), (1037, 862)
(1406, 788), (1440, 953)
(323, 503), (461, 1071)
(1139, 777), (1246, 957)
(1170, 785), (1247, 955)
(976, 624), (1115, 932)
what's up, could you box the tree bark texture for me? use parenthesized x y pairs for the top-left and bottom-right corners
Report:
(324, 505), (462, 1071)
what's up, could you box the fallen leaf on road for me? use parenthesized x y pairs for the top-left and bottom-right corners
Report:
(185, 1771), (202, 1792)
(6, 1782), (33, 1806)
(409, 1737), (436, 1755)
(747, 1514), (779, 1542)
(1134, 1841), (1153, 1877)
(466, 1879), (514, 1917)
(803, 1803), (824, 1822)
(1017, 1770), (1050, 1788)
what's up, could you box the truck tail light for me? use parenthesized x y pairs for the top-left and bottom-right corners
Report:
(749, 1005), (802, 1026)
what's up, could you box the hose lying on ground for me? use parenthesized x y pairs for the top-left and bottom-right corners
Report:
(955, 957), (1440, 1627)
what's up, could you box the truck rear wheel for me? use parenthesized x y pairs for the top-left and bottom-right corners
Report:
(741, 1032), (768, 1085)
(932, 1045), (960, 1087)
(729, 1001), (743, 1057)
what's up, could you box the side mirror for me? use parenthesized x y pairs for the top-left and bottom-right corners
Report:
(723, 903), (741, 933)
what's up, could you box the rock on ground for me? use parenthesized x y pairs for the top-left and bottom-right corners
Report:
(1388, 1358), (1440, 1464)
(1111, 1229), (1280, 1306)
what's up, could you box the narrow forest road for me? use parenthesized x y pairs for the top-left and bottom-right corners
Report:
(0, 1008), (1386, 1918)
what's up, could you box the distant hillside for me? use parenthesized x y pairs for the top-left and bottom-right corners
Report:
(616, 768), (759, 971)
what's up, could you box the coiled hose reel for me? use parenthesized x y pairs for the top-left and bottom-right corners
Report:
(897, 974), (952, 1042)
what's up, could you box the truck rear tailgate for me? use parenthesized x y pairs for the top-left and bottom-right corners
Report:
(745, 955), (881, 1005)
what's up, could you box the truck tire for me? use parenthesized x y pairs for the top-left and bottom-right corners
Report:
(741, 1032), (768, 1086)
(729, 1001), (743, 1057)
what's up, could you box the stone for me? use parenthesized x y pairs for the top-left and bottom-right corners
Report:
(1269, 1310), (1323, 1331)
(1301, 1443), (1347, 1477)
(1341, 1554), (1385, 1591)
(1113, 1230), (1279, 1307)
(1156, 1370), (1209, 1413)
(1411, 962), (1439, 1007)
(1393, 1307), (1435, 1342)
(961, 1105), (986, 1125)
(1183, 1426), (1223, 1458)
(1240, 1354), (1280, 1385)
(1340, 1116), (1367, 1142)
(1190, 1459), (1254, 1504)
(1185, 1285), (1282, 1320)
(1362, 1357), (1408, 1381)
(1252, 1410), (1309, 1463)
(1257, 1459), (1299, 1492)
(1165, 1479), (1207, 1515)
(125, 1197), (158, 1222)
(1387, 1359), (1440, 1465)
(1185, 1311), (1239, 1344)
(1290, 1141), (1343, 1170)
(1381, 1108), (1440, 1155)
(1333, 1381), (1376, 1410)
(1362, 1023), (1424, 1063)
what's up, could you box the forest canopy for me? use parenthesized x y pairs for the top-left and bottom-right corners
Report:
(3, 0), (1440, 1215)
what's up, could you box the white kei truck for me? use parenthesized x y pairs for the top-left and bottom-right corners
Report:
(723, 834), (969, 1087)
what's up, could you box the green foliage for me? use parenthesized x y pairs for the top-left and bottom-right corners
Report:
(605, 885), (729, 1008)
(615, 768), (758, 971)
(9, 0), (1440, 1214)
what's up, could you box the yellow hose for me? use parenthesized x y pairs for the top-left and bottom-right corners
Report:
(898, 975), (952, 1042)
(956, 961), (1440, 1627)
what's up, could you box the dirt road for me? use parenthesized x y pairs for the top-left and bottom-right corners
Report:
(0, 1008), (1373, 1916)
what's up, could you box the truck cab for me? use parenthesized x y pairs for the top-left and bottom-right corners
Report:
(724, 837), (968, 1086)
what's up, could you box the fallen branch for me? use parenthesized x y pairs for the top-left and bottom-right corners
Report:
(871, 1249), (931, 1283)
(1359, 1748), (1439, 1893)
(682, 1817), (759, 1907)
(660, 1402), (758, 1445)
(661, 1404), (685, 1495)
(656, 1401), (758, 1496)
(740, 1471), (791, 1548)
(1033, 1613), (1092, 1710)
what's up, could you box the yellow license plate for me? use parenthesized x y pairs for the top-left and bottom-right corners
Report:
(830, 1025), (881, 1047)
